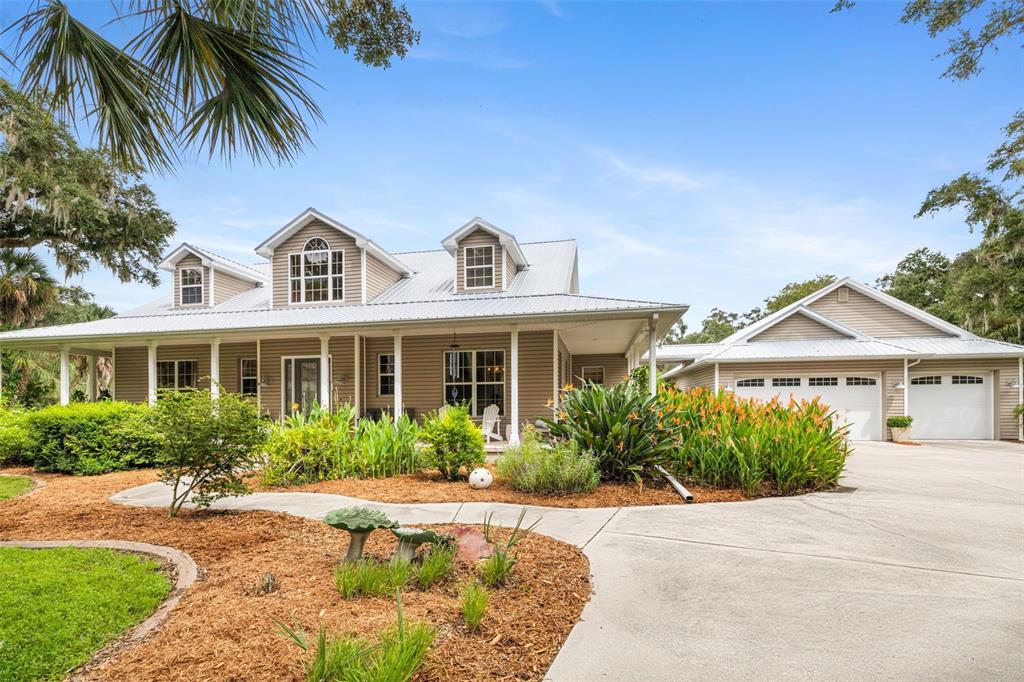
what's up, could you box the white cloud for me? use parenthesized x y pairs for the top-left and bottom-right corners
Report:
(538, 1), (566, 19)
(591, 149), (704, 192)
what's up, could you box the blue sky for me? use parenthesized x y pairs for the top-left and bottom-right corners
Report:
(11, 1), (1022, 324)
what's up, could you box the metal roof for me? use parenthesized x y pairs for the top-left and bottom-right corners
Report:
(707, 338), (917, 361)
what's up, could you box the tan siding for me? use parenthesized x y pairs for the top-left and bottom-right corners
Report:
(503, 251), (519, 288)
(173, 254), (209, 308)
(213, 270), (257, 305)
(218, 342), (257, 393)
(329, 336), (357, 407)
(259, 337), (321, 417)
(364, 252), (402, 301)
(455, 228), (502, 294)
(113, 347), (147, 403)
(912, 358), (1020, 440)
(572, 354), (629, 387)
(362, 337), (395, 413)
(677, 364), (715, 391)
(271, 220), (361, 308)
(519, 330), (554, 428)
(751, 313), (848, 341)
(809, 287), (947, 337)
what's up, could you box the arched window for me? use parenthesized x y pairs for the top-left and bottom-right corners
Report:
(290, 237), (344, 303)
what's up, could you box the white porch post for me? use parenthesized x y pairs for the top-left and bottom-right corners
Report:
(903, 358), (910, 416)
(58, 345), (71, 406)
(353, 335), (362, 417)
(319, 333), (331, 411)
(147, 341), (158, 406)
(393, 330), (403, 416)
(86, 356), (97, 401)
(714, 363), (720, 394)
(648, 315), (658, 397)
(510, 328), (520, 444)
(210, 337), (221, 399)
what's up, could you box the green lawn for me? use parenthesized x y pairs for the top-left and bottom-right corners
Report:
(0, 476), (32, 500)
(0, 547), (171, 681)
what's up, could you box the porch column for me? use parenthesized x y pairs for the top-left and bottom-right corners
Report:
(86, 356), (97, 401)
(509, 329), (520, 444)
(903, 358), (910, 416)
(210, 337), (221, 399)
(648, 315), (658, 397)
(353, 335), (362, 417)
(714, 363), (720, 394)
(393, 330), (403, 416)
(319, 333), (331, 411)
(58, 345), (71, 406)
(147, 341), (158, 406)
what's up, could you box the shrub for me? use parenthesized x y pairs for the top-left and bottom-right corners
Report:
(334, 559), (410, 599)
(411, 546), (454, 590)
(497, 428), (599, 495)
(544, 382), (678, 482)
(149, 389), (268, 516)
(668, 388), (849, 496)
(421, 404), (485, 481)
(261, 405), (421, 485)
(0, 409), (34, 465)
(886, 415), (913, 428)
(479, 508), (538, 588)
(460, 582), (488, 631)
(23, 401), (160, 475)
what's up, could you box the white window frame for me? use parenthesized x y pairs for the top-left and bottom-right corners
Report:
(463, 244), (495, 290)
(442, 348), (505, 417)
(378, 353), (395, 397)
(240, 358), (258, 395)
(579, 365), (605, 385)
(179, 267), (204, 306)
(155, 359), (199, 391)
(289, 238), (344, 304)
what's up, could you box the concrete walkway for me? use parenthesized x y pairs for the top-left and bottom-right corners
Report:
(111, 441), (1024, 681)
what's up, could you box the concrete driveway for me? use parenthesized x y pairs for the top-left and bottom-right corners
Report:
(546, 440), (1024, 681)
(112, 441), (1023, 681)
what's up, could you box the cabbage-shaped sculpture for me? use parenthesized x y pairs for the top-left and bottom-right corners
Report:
(391, 527), (443, 564)
(325, 507), (398, 562)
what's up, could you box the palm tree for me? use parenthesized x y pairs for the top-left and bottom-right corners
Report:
(3, 0), (419, 171)
(0, 249), (58, 328)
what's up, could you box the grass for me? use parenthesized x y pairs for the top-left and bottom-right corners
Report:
(0, 475), (32, 500)
(0, 547), (171, 681)
(411, 547), (454, 590)
(460, 582), (488, 631)
(497, 430), (600, 495)
(335, 559), (411, 599)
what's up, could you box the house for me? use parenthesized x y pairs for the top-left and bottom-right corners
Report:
(0, 209), (685, 441)
(658, 277), (1024, 441)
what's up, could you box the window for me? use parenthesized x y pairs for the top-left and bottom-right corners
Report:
(580, 366), (605, 385)
(772, 377), (801, 387)
(378, 354), (395, 396)
(179, 267), (203, 305)
(910, 376), (941, 385)
(736, 378), (764, 388)
(156, 360), (198, 391)
(808, 377), (838, 387)
(443, 349), (504, 416)
(952, 375), (983, 385)
(290, 238), (343, 303)
(846, 377), (877, 386)
(464, 246), (494, 289)
(240, 358), (258, 395)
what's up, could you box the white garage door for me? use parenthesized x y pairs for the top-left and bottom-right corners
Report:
(733, 375), (882, 440)
(909, 373), (992, 440)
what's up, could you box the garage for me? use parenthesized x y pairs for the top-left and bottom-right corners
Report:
(909, 373), (993, 440)
(733, 374), (882, 440)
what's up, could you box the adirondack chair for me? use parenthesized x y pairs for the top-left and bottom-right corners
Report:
(437, 403), (450, 419)
(480, 403), (502, 442)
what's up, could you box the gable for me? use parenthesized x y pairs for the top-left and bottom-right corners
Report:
(173, 254), (208, 307)
(271, 219), (361, 307)
(749, 311), (849, 341)
(455, 228), (504, 293)
(809, 286), (950, 338)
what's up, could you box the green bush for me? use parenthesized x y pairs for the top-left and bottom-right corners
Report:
(411, 546), (454, 590)
(886, 415), (913, 428)
(0, 409), (34, 465)
(479, 508), (538, 588)
(23, 402), (160, 475)
(543, 382), (677, 482)
(668, 388), (849, 496)
(421, 404), (485, 481)
(261, 405), (421, 485)
(150, 389), (268, 516)
(497, 428), (599, 495)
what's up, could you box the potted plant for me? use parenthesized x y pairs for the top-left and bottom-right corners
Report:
(887, 415), (914, 443)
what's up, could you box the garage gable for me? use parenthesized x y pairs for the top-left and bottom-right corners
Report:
(750, 311), (851, 341)
(808, 286), (950, 338)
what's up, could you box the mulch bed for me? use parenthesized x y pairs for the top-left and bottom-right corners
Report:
(259, 467), (747, 507)
(0, 467), (590, 681)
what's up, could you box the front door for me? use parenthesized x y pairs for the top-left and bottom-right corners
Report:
(285, 358), (321, 415)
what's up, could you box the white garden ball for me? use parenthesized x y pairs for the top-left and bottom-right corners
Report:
(468, 468), (493, 489)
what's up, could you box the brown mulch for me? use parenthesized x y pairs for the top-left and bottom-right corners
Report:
(258, 467), (747, 507)
(0, 467), (591, 681)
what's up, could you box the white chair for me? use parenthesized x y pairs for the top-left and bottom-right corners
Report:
(437, 403), (451, 419)
(480, 404), (502, 442)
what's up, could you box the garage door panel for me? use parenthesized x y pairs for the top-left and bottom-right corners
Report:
(909, 373), (992, 440)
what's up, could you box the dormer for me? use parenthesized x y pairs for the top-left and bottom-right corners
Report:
(442, 218), (529, 294)
(255, 208), (410, 308)
(159, 244), (266, 308)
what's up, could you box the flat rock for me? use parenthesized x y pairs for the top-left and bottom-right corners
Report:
(447, 526), (493, 562)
